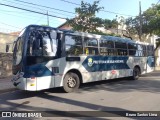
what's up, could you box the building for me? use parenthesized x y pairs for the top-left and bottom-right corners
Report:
(0, 32), (18, 53)
(0, 32), (19, 78)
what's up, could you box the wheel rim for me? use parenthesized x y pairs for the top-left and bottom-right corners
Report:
(67, 77), (76, 88)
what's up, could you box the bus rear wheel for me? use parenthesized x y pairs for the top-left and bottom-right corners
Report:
(63, 72), (80, 93)
(132, 67), (140, 80)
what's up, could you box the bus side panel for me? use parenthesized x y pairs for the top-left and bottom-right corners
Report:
(81, 56), (132, 82)
(146, 56), (155, 73)
(45, 57), (88, 88)
(138, 57), (147, 74)
(52, 56), (103, 85)
(82, 71), (102, 83)
(79, 56), (102, 83)
(34, 61), (55, 90)
(139, 57), (148, 74)
(54, 75), (63, 87)
(127, 56), (146, 74)
(45, 57), (66, 87)
(102, 69), (133, 80)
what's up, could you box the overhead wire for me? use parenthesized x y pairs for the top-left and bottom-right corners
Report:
(1, 0), (143, 30)
(13, 0), (75, 14)
(3, 0), (75, 18)
(0, 21), (22, 29)
(0, 11), (46, 21)
(156, 0), (160, 5)
(0, 11), (64, 26)
(0, 1), (70, 32)
(0, 9), (27, 13)
(6, 0), (135, 18)
(59, 0), (80, 6)
(59, 0), (135, 17)
(0, 3), (67, 20)
(2, 0), (46, 12)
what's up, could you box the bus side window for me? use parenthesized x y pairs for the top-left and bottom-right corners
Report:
(65, 35), (83, 56)
(84, 37), (98, 55)
(147, 45), (154, 56)
(32, 31), (43, 56)
(115, 42), (127, 56)
(99, 39), (114, 56)
(28, 30), (54, 56)
(27, 31), (38, 56)
(134, 44), (143, 56)
(141, 45), (146, 56)
(128, 43), (137, 56)
(85, 47), (98, 55)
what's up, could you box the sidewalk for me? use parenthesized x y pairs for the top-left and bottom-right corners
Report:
(0, 76), (17, 94)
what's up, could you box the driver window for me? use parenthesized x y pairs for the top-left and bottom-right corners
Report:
(27, 30), (57, 56)
(42, 32), (52, 55)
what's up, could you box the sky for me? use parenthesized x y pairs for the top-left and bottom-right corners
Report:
(0, 0), (158, 33)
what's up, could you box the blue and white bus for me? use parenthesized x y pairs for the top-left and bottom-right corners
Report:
(7, 25), (154, 92)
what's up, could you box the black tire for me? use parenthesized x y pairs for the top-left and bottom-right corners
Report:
(131, 67), (140, 80)
(63, 72), (80, 93)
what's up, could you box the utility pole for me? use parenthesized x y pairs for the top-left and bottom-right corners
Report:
(139, 1), (142, 41)
(116, 15), (118, 35)
(47, 11), (49, 26)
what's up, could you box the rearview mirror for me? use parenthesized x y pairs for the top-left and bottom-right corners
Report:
(6, 44), (10, 52)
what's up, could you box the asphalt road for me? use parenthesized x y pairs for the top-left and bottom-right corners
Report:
(0, 71), (160, 119)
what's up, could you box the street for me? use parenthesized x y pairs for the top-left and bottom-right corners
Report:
(0, 71), (160, 119)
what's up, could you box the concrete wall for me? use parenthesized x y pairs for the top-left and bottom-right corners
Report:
(0, 32), (17, 53)
(0, 53), (12, 78)
(0, 33), (17, 78)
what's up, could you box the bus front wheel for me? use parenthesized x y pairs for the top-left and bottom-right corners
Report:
(132, 67), (140, 80)
(63, 72), (80, 93)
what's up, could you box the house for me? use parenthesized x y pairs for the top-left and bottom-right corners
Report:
(9, 31), (21, 36)
(0, 32), (18, 53)
(0, 32), (18, 78)
(57, 22), (72, 30)
(57, 21), (130, 38)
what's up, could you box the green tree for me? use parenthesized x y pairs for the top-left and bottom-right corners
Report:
(67, 0), (104, 32)
(125, 4), (160, 50)
(126, 4), (160, 36)
(125, 17), (139, 35)
(103, 19), (118, 29)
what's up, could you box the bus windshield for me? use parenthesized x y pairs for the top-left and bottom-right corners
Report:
(26, 30), (57, 56)
(13, 37), (23, 65)
(13, 28), (26, 65)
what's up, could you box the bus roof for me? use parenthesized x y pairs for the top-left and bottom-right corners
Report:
(26, 24), (73, 33)
(65, 31), (102, 39)
(101, 35), (135, 43)
(25, 25), (153, 45)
